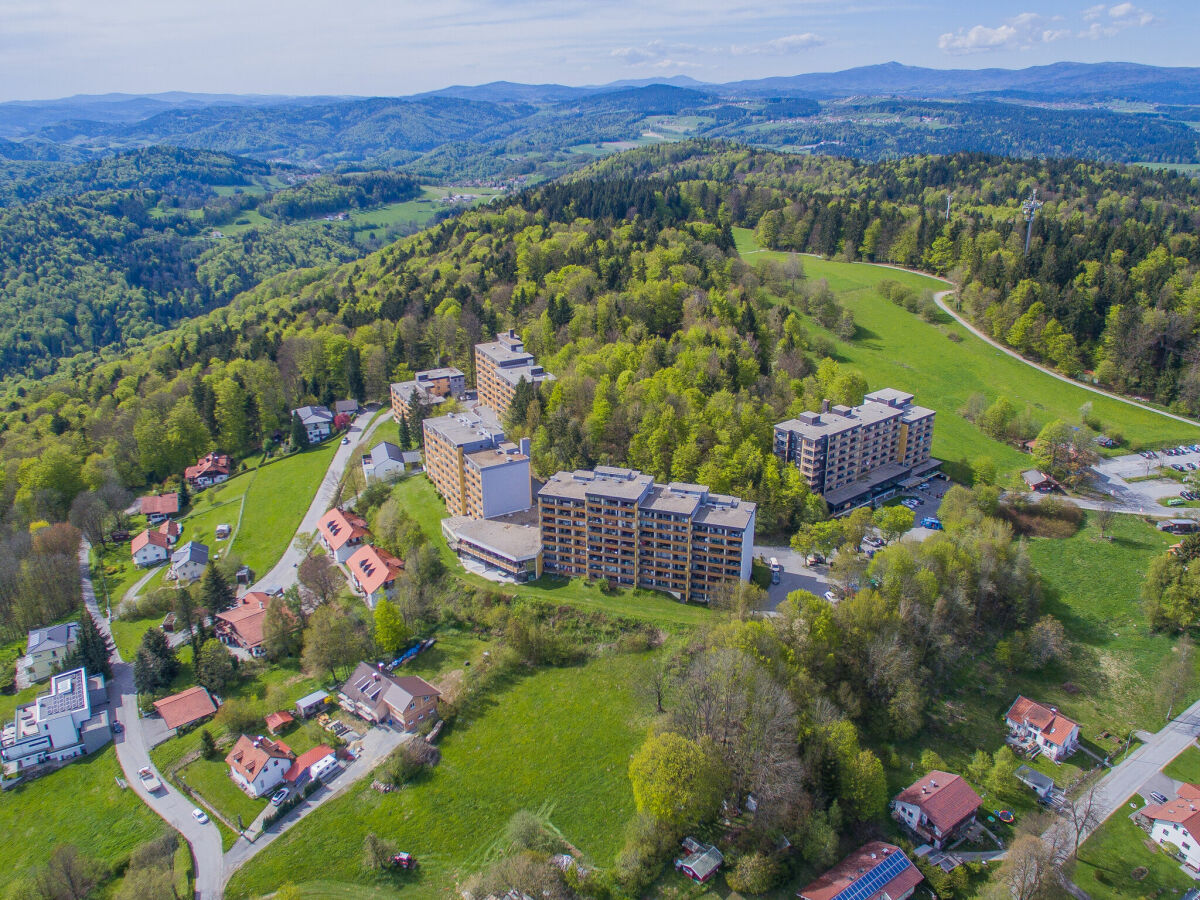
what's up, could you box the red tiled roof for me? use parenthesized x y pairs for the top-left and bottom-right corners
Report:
(1179, 783), (1200, 801)
(139, 493), (180, 516)
(346, 545), (404, 595)
(798, 842), (923, 900)
(153, 686), (217, 730)
(1145, 795), (1200, 840)
(132, 529), (171, 554)
(185, 452), (231, 481)
(284, 745), (335, 783)
(1006, 696), (1079, 747)
(265, 710), (294, 733)
(214, 592), (275, 649)
(158, 520), (181, 538)
(225, 735), (294, 783)
(894, 771), (982, 835)
(317, 508), (371, 551)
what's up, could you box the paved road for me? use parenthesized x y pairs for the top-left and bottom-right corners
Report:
(251, 407), (390, 594)
(79, 542), (225, 899)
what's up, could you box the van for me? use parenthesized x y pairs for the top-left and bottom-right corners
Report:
(768, 557), (782, 584)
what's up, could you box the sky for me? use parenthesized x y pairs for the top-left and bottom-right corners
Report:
(1, 0), (1196, 101)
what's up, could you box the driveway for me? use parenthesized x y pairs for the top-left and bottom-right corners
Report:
(79, 541), (225, 900)
(754, 544), (831, 611)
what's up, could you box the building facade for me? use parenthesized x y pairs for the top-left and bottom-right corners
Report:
(474, 330), (554, 418)
(390, 367), (467, 420)
(890, 771), (982, 849)
(19, 623), (80, 684)
(338, 663), (441, 730)
(537, 467), (755, 603)
(422, 409), (532, 519)
(2, 668), (111, 774)
(442, 516), (543, 582)
(774, 388), (937, 514)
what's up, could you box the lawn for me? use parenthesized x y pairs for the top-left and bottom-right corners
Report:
(1164, 746), (1200, 784)
(1070, 802), (1196, 899)
(225, 649), (655, 899)
(0, 746), (163, 895)
(735, 228), (1200, 474)
(388, 475), (713, 627)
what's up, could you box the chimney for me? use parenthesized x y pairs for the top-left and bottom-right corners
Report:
(821, 399), (830, 414)
(519, 437), (531, 457)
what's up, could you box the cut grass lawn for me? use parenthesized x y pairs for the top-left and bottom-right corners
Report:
(1164, 746), (1200, 784)
(388, 474), (713, 628)
(0, 746), (163, 895)
(735, 228), (1200, 473)
(225, 649), (653, 899)
(1070, 800), (1196, 899)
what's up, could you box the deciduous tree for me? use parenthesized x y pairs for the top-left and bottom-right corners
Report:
(628, 731), (724, 828)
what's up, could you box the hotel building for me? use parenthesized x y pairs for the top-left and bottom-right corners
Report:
(474, 330), (554, 418)
(537, 467), (756, 603)
(422, 409), (532, 519)
(390, 367), (467, 421)
(773, 388), (938, 514)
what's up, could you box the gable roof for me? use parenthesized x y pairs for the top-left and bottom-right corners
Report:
(153, 686), (217, 730)
(214, 592), (274, 649)
(293, 405), (333, 426)
(1006, 696), (1079, 747)
(333, 399), (359, 415)
(265, 710), (294, 732)
(139, 493), (180, 516)
(317, 507), (371, 551)
(185, 452), (231, 481)
(27, 622), (79, 654)
(346, 545), (404, 595)
(799, 842), (922, 900)
(894, 771), (982, 834)
(368, 441), (405, 464)
(339, 662), (440, 719)
(158, 520), (181, 538)
(172, 540), (209, 567)
(284, 744), (335, 782)
(225, 735), (294, 783)
(132, 529), (171, 553)
(1145, 791), (1200, 840)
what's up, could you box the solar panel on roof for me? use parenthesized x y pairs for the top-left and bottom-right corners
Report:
(833, 851), (911, 900)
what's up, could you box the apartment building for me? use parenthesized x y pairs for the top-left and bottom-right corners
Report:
(774, 388), (937, 514)
(422, 409), (532, 519)
(390, 367), (466, 420)
(474, 330), (554, 418)
(537, 467), (756, 603)
(2, 667), (112, 775)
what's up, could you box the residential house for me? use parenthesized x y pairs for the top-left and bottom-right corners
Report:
(1, 668), (112, 774)
(158, 520), (182, 545)
(1005, 696), (1081, 762)
(292, 405), (334, 443)
(333, 399), (360, 418)
(1021, 470), (1057, 493)
(225, 734), (295, 797)
(317, 508), (371, 563)
(153, 686), (218, 731)
(1142, 784), (1200, 871)
(132, 529), (172, 567)
(890, 771), (982, 849)
(139, 493), (180, 524)
(346, 545), (404, 608)
(214, 592), (280, 657)
(284, 745), (338, 787)
(170, 541), (209, 583)
(798, 842), (922, 900)
(185, 452), (231, 488)
(361, 441), (420, 483)
(19, 623), (80, 684)
(264, 710), (294, 734)
(337, 662), (440, 730)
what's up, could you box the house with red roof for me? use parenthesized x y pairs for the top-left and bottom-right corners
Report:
(1142, 784), (1200, 870)
(346, 545), (404, 607)
(891, 771), (982, 849)
(284, 744), (338, 786)
(264, 710), (294, 735)
(157, 519), (181, 545)
(226, 735), (295, 797)
(798, 842), (922, 900)
(139, 492), (180, 524)
(185, 452), (231, 488)
(317, 507), (372, 563)
(131, 529), (172, 567)
(153, 686), (218, 731)
(214, 592), (283, 657)
(1005, 696), (1081, 762)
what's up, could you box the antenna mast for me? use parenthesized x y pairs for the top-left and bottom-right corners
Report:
(1022, 188), (1043, 256)
(945, 192), (954, 221)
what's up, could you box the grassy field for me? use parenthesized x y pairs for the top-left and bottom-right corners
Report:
(735, 228), (1199, 473)
(388, 475), (712, 627)
(1070, 801), (1196, 898)
(225, 649), (653, 899)
(1164, 746), (1200, 784)
(0, 746), (163, 894)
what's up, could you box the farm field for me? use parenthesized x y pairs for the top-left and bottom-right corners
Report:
(735, 228), (1199, 475)
(0, 746), (164, 895)
(224, 648), (652, 899)
(387, 475), (712, 627)
(1070, 801), (1196, 899)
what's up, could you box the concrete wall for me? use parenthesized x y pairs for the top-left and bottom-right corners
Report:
(480, 459), (532, 518)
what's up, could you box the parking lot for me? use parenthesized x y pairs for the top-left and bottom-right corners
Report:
(898, 474), (953, 542)
(1092, 444), (1200, 512)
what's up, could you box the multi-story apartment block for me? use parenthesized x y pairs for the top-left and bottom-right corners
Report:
(422, 409), (532, 519)
(390, 367), (467, 421)
(774, 388), (938, 514)
(474, 330), (554, 419)
(537, 467), (756, 603)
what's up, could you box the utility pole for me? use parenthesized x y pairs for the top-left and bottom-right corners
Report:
(1022, 188), (1043, 256)
(945, 191), (953, 221)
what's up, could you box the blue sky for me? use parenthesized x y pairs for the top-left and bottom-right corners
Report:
(1, 0), (1195, 101)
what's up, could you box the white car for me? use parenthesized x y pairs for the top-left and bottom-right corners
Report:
(191, 808), (209, 824)
(823, 590), (838, 602)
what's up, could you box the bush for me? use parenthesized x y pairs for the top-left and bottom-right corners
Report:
(378, 738), (440, 787)
(505, 809), (561, 854)
(726, 852), (782, 895)
(362, 832), (398, 871)
(613, 813), (682, 894)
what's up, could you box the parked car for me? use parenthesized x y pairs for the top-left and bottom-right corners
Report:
(823, 591), (838, 602)
(341, 436), (350, 444)
(191, 808), (209, 824)
(112, 721), (123, 734)
(270, 788), (289, 806)
(806, 554), (823, 567)
(1151, 791), (1169, 805)
(1169, 498), (1185, 507)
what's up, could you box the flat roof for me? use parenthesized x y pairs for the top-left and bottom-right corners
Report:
(641, 485), (702, 516)
(476, 340), (534, 366)
(694, 498), (756, 531)
(902, 404), (936, 422)
(539, 468), (655, 502)
(423, 408), (505, 447)
(864, 387), (914, 406)
(465, 447), (529, 470)
(823, 461), (911, 507)
(492, 365), (555, 387)
(417, 367), (464, 379)
(443, 516), (543, 562)
(36, 668), (89, 720)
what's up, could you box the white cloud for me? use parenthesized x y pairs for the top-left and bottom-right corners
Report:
(611, 32), (823, 69)
(732, 32), (825, 55)
(1079, 2), (1155, 37)
(938, 13), (1066, 54)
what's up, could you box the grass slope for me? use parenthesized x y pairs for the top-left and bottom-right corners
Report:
(735, 228), (1199, 472)
(1070, 801), (1196, 899)
(1164, 746), (1200, 784)
(225, 650), (652, 899)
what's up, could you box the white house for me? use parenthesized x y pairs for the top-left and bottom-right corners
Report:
(1005, 696), (1081, 762)
(225, 734), (295, 797)
(890, 771), (982, 849)
(1144, 784), (1200, 871)
(361, 441), (420, 483)
(292, 406), (334, 443)
(170, 541), (209, 583)
(1, 668), (112, 774)
(316, 507), (371, 563)
(131, 529), (172, 568)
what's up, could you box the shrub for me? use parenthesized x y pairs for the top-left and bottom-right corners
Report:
(726, 852), (782, 895)
(362, 832), (398, 871)
(505, 809), (561, 854)
(379, 738), (440, 787)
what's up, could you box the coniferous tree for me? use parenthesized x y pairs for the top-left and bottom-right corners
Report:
(397, 413), (412, 451)
(200, 563), (234, 614)
(65, 609), (111, 679)
(290, 414), (309, 450)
